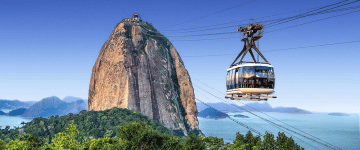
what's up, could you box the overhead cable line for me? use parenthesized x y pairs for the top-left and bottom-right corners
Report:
(195, 97), (264, 136)
(173, 5), (360, 34)
(194, 88), (270, 134)
(159, 0), (256, 29)
(194, 84), (320, 150)
(264, 0), (359, 28)
(179, 40), (360, 57)
(194, 84), (339, 150)
(265, 0), (358, 27)
(161, 6), (320, 32)
(163, 5), (360, 38)
(169, 7), (360, 42)
(194, 78), (343, 150)
(260, 40), (360, 52)
(161, 0), (358, 34)
(264, 8), (360, 34)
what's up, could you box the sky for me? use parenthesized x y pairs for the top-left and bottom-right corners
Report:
(1, 0), (359, 114)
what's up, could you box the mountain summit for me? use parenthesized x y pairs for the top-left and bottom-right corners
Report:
(88, 14), (201, 136)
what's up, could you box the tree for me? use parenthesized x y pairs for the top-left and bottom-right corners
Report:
(87, 138), (124, 150)
(183, 133), (206, 150)
(5, 133), (48, 150)
(116, 121), (182, 150)
(203, 136), (225, 150)
(50, 120), (86, 149)
(275, 132), (303, 150)
(0, 139), (6, 150)
(262, 131), (276, 149)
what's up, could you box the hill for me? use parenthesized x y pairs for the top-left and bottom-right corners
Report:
(0, 99), (35, 110)
(22, 96), (87, 118)
(273, 107), (312, 114)
(198, 108), (229, 119)
(62, 96), (84, 103)
(0, 107), (179, 142)
(197, 102), (312, 114)
(8, 108), (28, 116)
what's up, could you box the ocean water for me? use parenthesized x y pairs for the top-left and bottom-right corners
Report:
(198, 112), (360, 150)
(0, 115), (32, 129)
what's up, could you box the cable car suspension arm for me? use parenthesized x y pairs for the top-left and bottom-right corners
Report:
(231, 24), (270, 67)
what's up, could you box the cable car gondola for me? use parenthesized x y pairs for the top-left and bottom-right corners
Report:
(225, 24), (276, 101)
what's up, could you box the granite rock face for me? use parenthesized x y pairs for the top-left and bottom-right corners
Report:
(88, 19), (201, 136)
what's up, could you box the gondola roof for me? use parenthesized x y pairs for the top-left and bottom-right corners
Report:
(227, 63), (274, 71)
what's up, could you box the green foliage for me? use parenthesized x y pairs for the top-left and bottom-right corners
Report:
(0, 120), (305, 150)
(0, 107), (177, 143)
(50, 120), (86, 149)
(275, 132), (303, 150)
(87, 138), (124, 150)
(203, 136), (225, 150)
(5, 133), (48, 150)
(262, 131), (276, 149)
(227, 131), (304, 150)
(0, 140), (5, 150)
(183, 133), (206, 150)
(116, 121), (182, 150)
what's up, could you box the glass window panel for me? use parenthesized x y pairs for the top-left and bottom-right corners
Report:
(235, 69), (239, 88)
(268, 67), (275, 79)
(226, 71), (230, 90)
(231, 70), (234, 89)
(244, 66), (255, 78)
(255, 66), (268, 78)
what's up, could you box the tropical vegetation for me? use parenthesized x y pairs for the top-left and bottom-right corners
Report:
(0, 107), (304, 149)
(0, 120), (303, 149)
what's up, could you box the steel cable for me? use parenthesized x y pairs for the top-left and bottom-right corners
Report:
(194, 84), (338, 150)
(194, 78), (343, 150)
(159, 0), (257, 29)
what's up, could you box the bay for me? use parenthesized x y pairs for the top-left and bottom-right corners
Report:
(0, 115), (32, 129)
(198, 112), (360, 150)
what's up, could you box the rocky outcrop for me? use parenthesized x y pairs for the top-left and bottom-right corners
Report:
(88, 18), (201, 136)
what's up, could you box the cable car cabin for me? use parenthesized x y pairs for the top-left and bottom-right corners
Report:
(226, 62), (276, 101)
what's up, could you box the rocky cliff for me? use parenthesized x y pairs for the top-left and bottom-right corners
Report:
(88, 17), (201, 136)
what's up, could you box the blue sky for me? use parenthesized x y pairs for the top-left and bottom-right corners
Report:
(1, 0), (359, 114)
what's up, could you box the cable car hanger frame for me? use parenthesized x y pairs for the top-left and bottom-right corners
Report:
(231, 23), (269, 67)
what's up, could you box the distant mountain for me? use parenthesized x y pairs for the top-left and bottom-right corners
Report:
(273, 107), (312, 114)
(242, 102), (273, 112)
(62, 96), (83, 103)
(0, 99), (36, 110)
(328, 112), (349, 116)
(196, 102), (240, 112)
(198, 108), (229, 119)
(8, 108), (28, 116)
(196, 102), (312, 114)
(0, 110), (6, 115)
(22, 96), (87, 118)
